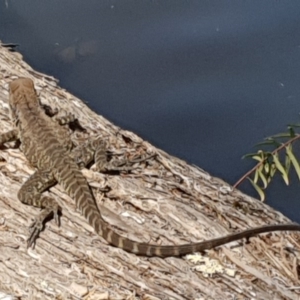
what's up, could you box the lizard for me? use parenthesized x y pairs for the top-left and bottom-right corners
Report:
(1, 76), (300, 257)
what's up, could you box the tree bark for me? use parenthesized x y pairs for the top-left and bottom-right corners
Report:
(0, 43), (299, 300)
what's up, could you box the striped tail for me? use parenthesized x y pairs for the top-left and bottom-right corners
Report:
(53, 154), (300, 257)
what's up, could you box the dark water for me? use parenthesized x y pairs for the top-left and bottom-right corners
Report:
(1, 1), (300, 221)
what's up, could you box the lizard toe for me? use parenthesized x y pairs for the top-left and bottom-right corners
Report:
(27, 219), (43, 248)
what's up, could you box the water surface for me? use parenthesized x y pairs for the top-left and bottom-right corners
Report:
(1, 1), (300, 221)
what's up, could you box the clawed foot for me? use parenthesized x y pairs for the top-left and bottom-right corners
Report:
(27, 219), (43, 248)
(27, 205), (60, 248)
(41, 104), (59, 117)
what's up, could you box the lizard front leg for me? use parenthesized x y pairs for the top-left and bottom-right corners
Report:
(18, 169), (59, 248)
(71, 138), (156, 172)
(41, 104), (85, 130)
(40, 105), (154, 170)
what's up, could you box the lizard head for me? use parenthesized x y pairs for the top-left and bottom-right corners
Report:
(9, 78), (39, 122)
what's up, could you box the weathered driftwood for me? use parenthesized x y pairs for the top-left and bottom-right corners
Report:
(0, 42), (299, 300)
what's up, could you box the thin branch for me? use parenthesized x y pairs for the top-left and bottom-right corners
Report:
(233, 134), (300, 189)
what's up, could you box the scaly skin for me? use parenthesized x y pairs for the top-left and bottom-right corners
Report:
(2, 77), (300, 257)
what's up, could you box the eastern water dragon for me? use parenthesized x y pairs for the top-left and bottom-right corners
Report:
(1, 77), (300, 257)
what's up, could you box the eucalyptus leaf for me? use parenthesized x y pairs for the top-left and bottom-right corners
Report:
(286, 145), (300, 180)
(273, 154), (289, 185)
(247, 177), (265, 201)
(258, 168), (268, 189)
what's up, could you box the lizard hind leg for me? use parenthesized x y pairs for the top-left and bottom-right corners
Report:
(17, 169), (60, 248)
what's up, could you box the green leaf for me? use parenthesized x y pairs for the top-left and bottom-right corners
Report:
(254, 168), (259, 183)
(257, 168), (268, 189)
(288, 123), (300, 128)
(265, 137), (275, 141)
(255, 140), (277, 147)
(285, 144), (292, 174)
(247, 177), (265, 201)
(265, 139), (282, 147)
(288, 126), (296, 138)
(254, 164), (264, 183)
(273, 154), (289, 185)
(242, 152), (262, 159)
(269, 133), (292, 138)
(264, 161), (271, 174)
(252, 155), (264, 162)
(286, 145), (300, 180)
(263, 163), (272, 183)
(285, 154), (291, 174)
(270, 163), (277, 177)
